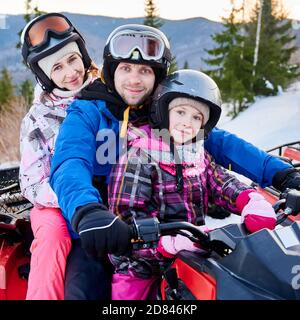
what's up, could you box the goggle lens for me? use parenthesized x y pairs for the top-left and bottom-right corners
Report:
(27, 16), (72, 47)
(110, 32), (164, 60)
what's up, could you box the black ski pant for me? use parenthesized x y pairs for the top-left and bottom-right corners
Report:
(64, 239), (112, 300)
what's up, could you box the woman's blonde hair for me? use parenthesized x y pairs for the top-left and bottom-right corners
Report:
(88, 61), (101, 79)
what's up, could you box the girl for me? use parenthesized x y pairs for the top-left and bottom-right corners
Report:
(108, 69), (277, 300)
(19, 13), (99, 299)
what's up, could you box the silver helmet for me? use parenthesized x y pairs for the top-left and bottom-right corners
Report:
(149, 69), (222, 133)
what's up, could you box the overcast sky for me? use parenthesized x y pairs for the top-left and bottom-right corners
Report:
(0, 0), (299, 22)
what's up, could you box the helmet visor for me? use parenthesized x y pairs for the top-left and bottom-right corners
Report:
(109, 31), (165, 61)
(26, 15), (73, 48)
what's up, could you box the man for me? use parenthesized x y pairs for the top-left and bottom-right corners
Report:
(50, 24), (171, 299)
(50, 24), (300, 299)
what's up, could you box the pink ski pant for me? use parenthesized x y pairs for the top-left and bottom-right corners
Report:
(26, 207), (72, 300)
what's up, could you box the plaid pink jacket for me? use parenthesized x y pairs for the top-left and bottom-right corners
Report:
(109, 124), (253, 225)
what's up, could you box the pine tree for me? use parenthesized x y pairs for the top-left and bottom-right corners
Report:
(16, 0), (46, 49)
(247, 0), (299, 96)
(204, 2), (254, 117)
(20, 79), (34, 108)
(183, 61), (189, 69)
(204, 0), (299, 118)
(168, 57), (178, 74)
(144, 0), (163, 29)
(143, 0), (177, 74)
(0, 68), (15, 112)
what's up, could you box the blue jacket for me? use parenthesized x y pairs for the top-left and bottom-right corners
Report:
(50, 99), (291, 238)
(50, 98), (120, 238)
(204, 128), (291, 187)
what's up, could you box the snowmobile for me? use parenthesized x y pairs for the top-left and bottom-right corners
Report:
(130, 188), (300, 300)
(0, 141), (299, 300)
(130, 139), (300, 301)
(0, 166), (32, 300)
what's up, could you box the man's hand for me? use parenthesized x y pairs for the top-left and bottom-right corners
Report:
(72, 203), (131, 258)
(272, 168), (300, 191)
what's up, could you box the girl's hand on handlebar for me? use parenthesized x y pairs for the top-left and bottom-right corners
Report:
(157, 234), (206, 258)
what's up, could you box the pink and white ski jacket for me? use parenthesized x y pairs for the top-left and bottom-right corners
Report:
(19, 76), (93, 208)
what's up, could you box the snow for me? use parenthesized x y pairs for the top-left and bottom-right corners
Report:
(219, 84), (300, 152)
(212, 81), (300, 227)
(205, 213), (241, 229)
(0, 161), (19, 170)
(265, 79), (274, 91)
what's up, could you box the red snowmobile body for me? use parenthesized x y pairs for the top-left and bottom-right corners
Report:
(0, 167), (32, 300)
(157, 220), (300, 300)
(0, 234), (30, 299)
(131, 188), (300, 300)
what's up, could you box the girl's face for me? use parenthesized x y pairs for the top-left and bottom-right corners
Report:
(169, 104), (203, 145)
(50, 53), (85, 91)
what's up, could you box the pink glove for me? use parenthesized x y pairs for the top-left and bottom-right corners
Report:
(238, 191), (277, 233)
(157, 233), (206, 258)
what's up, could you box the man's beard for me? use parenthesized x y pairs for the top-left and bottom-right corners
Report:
(121, 91), (151, 107)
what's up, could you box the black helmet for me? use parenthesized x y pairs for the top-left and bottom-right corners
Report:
(149, 69), (222, 133)
(21, 13), (91, 92)
(102, 24), (172, 90)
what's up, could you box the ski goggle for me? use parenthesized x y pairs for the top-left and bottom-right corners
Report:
(25, 14), (73, 48)
(109, 31), (165, 61)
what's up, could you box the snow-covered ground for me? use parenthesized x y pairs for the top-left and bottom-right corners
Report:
(205, 213), (241, 229)
(209, 81), (300, 227)
(0, 161), (19, 170)
(219, 83), (300, 152)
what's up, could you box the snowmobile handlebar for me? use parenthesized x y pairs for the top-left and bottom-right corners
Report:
(130, 217), (210, 251)
(129, 189), (300, 251)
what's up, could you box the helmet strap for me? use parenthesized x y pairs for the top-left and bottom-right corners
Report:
(35, 75), (47, 92)
(169, 137), (184, 192)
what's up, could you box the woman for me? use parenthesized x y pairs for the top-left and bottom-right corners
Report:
(19, 12), (99, 300)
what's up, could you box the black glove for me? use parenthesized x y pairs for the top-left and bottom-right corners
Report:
(272, 168), (300, 192)
(72, 203), (131, 258)
(206, 204), (231, 219)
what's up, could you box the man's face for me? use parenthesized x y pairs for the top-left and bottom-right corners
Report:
(114, 62), (155, 106)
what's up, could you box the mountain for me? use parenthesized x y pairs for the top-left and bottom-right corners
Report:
(0, 13), (223, 84)
(0, 13), (299, 85)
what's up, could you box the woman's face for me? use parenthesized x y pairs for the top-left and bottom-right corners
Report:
(169, 104), (203, 145)
(50, 53), (85, 91)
